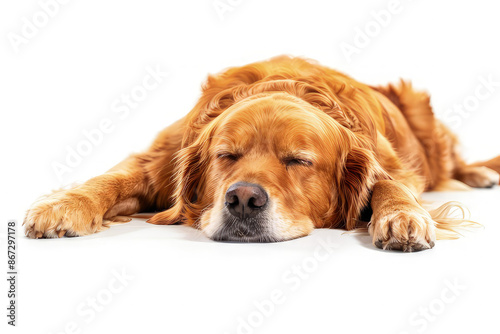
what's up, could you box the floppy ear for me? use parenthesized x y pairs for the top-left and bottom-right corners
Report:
(147, 130), (214, 226)
(335, 137), (390, 230)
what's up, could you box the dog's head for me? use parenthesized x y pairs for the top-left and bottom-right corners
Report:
(151, 92), (387, 242)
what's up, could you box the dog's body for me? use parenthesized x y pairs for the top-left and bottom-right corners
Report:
(25, 56), (500, 251)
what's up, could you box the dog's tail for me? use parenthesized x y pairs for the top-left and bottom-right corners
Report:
(428, 157), (500, 238)
(425, 201), (481, 240)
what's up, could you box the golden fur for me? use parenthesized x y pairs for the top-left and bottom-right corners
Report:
(24, 56), (500, 251)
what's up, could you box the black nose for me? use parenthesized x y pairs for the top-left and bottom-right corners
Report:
(225, 182), (268, 219)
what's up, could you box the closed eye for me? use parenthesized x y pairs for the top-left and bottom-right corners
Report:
(283, 158), (313, 168)
(217, 152), (240, 161)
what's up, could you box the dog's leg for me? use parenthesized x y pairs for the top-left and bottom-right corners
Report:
(23, 156), (151, 238)
(369, 180), (436, 252)
(24, 118), (186, 238)
(455, 156), (500, 188)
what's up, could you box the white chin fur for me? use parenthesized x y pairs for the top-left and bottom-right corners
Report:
(201, 199), (312, 241)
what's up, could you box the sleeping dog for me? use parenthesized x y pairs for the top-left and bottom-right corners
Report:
(24, 56), (500, 251)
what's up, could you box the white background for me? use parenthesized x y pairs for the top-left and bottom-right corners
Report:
(1, 0), (500, 333)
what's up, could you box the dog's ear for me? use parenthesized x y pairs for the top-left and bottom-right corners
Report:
(333, 136), (389, 230)
(148, 128), (214, 226)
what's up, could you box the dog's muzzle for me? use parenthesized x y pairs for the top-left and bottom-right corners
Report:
(211, 182), (276, 242)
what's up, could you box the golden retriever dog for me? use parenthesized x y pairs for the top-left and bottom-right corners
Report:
(24, 56), (500, 251)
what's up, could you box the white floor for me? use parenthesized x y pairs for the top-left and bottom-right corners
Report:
(3, 188), (499, 334)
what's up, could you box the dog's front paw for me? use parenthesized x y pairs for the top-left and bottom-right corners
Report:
(369, 207), (436, 252)
(24, 190), (105, 238)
